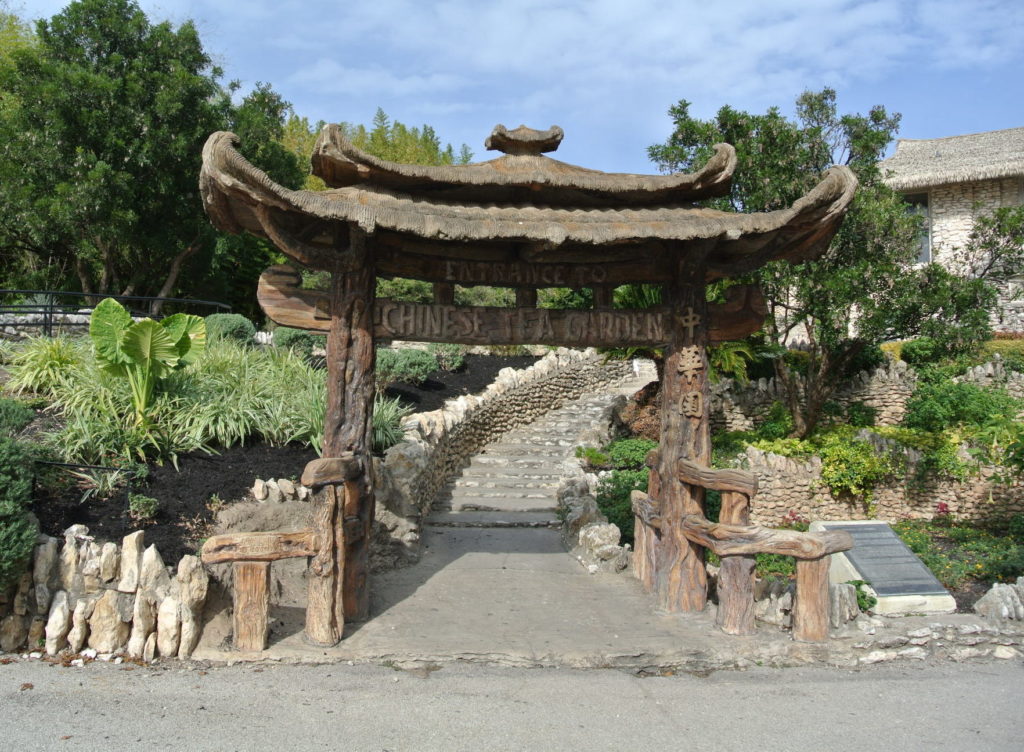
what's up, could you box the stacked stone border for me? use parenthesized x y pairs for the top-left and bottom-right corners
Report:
(0, 525), (207, 660)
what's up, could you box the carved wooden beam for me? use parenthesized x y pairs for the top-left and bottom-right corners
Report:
(676, 458), (758, 497)
(705, 284), (767, 342)
(259, 267), (766, 346)
(200, 531), (318, 565)
(301, 455), (362, 489)
(679, 515), (853, 559)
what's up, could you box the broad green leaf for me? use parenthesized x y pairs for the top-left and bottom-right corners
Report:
(90, 298), (132, 368)
(161, 313), (206, 365)
(121, 319), (180, 379)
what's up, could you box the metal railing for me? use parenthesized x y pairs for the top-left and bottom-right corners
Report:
(0, 289), (231, 337)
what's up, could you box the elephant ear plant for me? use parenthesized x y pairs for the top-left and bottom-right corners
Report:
(89, 299), (206, 429)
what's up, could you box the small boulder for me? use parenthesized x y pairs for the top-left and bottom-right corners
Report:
(44, 591), (71, 655)
(117, 531), (145, 593)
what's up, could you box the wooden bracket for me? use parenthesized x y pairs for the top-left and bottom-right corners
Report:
(676, 458), (758, 497)
(301, 455), (362, 489)
(630, 490), (662, 530)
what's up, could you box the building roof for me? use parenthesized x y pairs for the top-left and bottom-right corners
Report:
(880, 127), (1024, 191)
(200, 123), (857, 281)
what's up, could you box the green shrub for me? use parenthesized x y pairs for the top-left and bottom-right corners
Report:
(845, 580), (878, 612)
(595, 468), (648, 546)
(0, 437), (38, 592)
(842, 344), (886, 378)
(273, 327), (318, 359)
(815, 428), (898, 500)
(903, 382), (1019, 433)
(606, 438), (657, 470)
(376, 277), (433, 303)
(983, 339), (1024, 373)
(205, 313), (256, 344)
(0, 398), (35, 437)
(845, 402), (877, 428)
(427, 343), (465, 372)
(575, 446), (611, 471)
(901, 337), (942, 367)
(756, 401), (795, 441)
(376, 348), (437, 390)
(128, 493), (159, 521)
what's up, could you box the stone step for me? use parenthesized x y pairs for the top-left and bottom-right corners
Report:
(452, 478), (559, 490)
(468, 456), (562, 469)
(426, 510), (558, 528)
(447, 487), (552, 500)
(436, 498), (558, 513)
(455, 469), (563, 482)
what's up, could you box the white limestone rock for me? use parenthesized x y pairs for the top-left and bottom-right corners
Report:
(252, 478), (268, 501)
(87, 589), (132, 653)
(829, 583), (860, 628)
(176, 555), (208, 659)
(117, 531), (145, 593)
(68, 595), (97, 653)
(264, 479), (282, 504)
(138, 545), (172, 602)
(143, 632), (157, 662)
(156, 596), (181, 658)
(277, 478), (295, 498)
(99, 542), (119, 583)
(974, 582), (1024, 622)
(126, 591), (156, 659)
(44, 591), (71, 655)
(33, 536), (60, 589)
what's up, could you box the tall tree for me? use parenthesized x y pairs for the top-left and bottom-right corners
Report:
(649, 89), (989, 436)
(0, 0), (302, 313)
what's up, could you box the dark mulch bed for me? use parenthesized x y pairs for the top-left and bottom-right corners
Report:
(31, 353), (539, 562)
(383, 353), (538, 413)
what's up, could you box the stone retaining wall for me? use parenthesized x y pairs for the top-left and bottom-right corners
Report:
(0, 525), (206, 660)
(371, 348), (633, 568)
(740, 442), (1024, 527)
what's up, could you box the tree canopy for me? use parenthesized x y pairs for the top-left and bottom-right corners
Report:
(0, 0), (301, 315)
(648, 89), (995, 436)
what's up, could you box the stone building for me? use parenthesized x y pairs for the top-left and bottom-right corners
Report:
(880, 126), (1024, 331)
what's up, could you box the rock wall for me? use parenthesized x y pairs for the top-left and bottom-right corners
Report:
(740, 442), (1024, 527)
(0, 525), (206, 660)
(711, 359), (918, 432)
(372, 348), (633, 568)
(929, 177), (1023, 265)
(713, 355), (1023, 435)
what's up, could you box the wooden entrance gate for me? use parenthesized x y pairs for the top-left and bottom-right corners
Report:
(198, 123), (855, 648)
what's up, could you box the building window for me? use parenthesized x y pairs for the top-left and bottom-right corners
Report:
(905, 193), (930, 263)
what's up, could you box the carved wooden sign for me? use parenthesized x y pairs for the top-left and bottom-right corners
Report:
(257, 266), (767, 348)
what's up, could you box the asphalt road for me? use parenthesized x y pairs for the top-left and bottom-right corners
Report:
(1, 658), (1020, 751)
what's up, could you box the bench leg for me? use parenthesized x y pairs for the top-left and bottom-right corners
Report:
(233, 561), (270, 651)
(793, 556), (830, 642)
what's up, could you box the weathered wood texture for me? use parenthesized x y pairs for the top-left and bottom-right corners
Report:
(715, 491), (756, 635)
(304, 233), (377, 645)
(793, 557), (831, 642)
(301, 455), (361, 489)
(233, 561), (270, 652)
(654, 259), (710, 612)
(258, 266), (766, 347)
(201, 532), (316, 564)
(680, 516), (852, 559)
(677, 459), (758, 496)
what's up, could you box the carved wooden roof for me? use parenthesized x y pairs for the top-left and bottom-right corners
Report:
(200, 123), (857, 279)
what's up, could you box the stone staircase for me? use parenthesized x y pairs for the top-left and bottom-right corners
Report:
(426, 362), (656, 534)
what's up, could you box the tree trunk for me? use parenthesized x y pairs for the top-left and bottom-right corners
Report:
(151, 238), (202, 316)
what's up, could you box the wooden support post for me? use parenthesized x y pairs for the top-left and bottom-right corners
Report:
(516, 287), (537, 307)
(793, 556), (830, 642)
(716, 491), (756, 635)
(433, 282), (454, 305)
(233, 561), (270, 651)
(306, 230), (377, 645)
(592, 285), (612, 309)
(654, 259), (709, 612)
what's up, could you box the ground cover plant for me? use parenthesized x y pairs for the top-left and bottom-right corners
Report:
(894, 513), (1024, 609)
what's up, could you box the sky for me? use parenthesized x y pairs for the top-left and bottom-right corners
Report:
(12, 0), (1024, 173)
